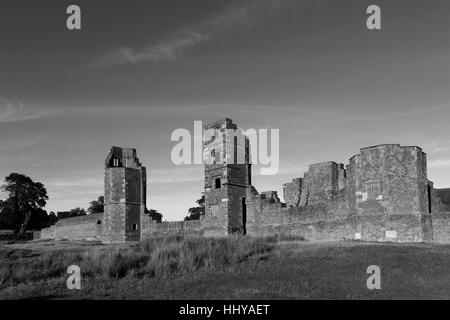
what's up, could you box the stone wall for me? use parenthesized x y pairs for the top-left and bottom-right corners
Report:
(200, 127), (440, 244)
(256, 144), (437, 243)
(431, 213), (450, 243)
(429, 188), (450, 243)
(245, 186), (354, 241)
(141, 218), (202, 239)
(346, 144), (431, 242)
(283, 178), (302, 207)
(347, 145), (425, 215)
(39, 225), (55, 239)
(38, 213), (103, 241)
(246, 188), (432, 243)
(299, 162), (345, 206)
(436, 188), (450, 211)
(354, 213), (432, 243)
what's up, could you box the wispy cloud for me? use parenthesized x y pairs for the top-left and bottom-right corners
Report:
(0, 138), (45, 151)
(429, 159), (450, 168)
(426, 141), (450, 154)
(92, 31), (209, 68)
(88, 0), (293, 69)
(0, 99), (44, 123)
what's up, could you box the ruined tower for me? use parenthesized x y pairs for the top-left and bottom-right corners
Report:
(346, 144), (433, 242)
(202, 118), (251, 236)
(103, 147), (147, 242)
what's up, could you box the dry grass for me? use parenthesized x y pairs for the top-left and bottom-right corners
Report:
(4, 237), (450, 299)
(0, 235), (275, 295)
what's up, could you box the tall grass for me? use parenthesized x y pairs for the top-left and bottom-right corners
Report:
(140, 235), (273, 276)
(0, 235), (275, 289)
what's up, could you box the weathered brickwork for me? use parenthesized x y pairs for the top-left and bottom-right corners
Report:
(35, 119), (450, 244)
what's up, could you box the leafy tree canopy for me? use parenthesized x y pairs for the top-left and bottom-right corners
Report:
(57, 207), (87, 220)
(184, 195), (205, 221)
(145, 208), (163, 223)
(0, 173), (49, 233)
(88, 196), (104, 214)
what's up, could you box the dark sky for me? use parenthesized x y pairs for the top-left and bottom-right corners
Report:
(1, 0), (450, 219)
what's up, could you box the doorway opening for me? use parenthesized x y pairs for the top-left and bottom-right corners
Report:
(241, 197), (247, 235)
(427, 184), (432, 213)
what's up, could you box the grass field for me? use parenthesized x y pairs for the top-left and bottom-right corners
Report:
(1, 235), (450, 299)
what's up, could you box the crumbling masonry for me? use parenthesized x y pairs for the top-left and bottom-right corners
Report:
(38, 118), (450, 243)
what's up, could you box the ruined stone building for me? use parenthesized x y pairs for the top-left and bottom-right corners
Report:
(103, 147), (147, 242)
(201, 118), (251, 236)
(38, 118), (450, 243)
(39, 147), (147, 242)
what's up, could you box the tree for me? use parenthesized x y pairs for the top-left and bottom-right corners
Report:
(0, 173), (48, 234)
(1, 202), (56, 231)
(48, 211), (58, 226)
(0, 199), (16, 229)
(184, 195), (205, 221)
(88, 196), (104, 214)
(57, 207), (86, 219)
(145, 208), (163, 223)
(27, 208), (52, 230)
(69, 207), (86, 217)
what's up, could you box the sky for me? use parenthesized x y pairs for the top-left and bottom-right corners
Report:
(1, 0), (450, 220)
